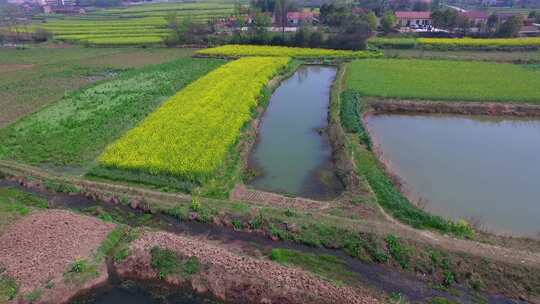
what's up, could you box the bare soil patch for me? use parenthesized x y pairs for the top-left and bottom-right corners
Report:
(117, 231), (381, 304)
(231, 184), (331, 210)
(0, 210), (115, 301)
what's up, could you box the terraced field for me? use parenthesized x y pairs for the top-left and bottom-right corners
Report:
(15, 1), (239, 45)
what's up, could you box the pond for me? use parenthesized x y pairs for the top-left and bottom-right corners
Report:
(248, 65), (344, 199)
(365, 113), (540, 236)
(71, 280), (220, 304)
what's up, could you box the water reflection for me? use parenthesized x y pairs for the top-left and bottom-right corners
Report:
(366, 113), (540, 236)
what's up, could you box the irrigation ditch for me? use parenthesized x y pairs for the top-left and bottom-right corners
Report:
(0, 179), (530, 304)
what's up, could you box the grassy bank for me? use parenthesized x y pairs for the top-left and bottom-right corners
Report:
(0, 57), (224, 170)
(346, 59), (540, 103)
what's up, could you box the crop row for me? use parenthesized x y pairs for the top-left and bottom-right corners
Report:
(368, 37), (540, 50)
(197, 45), (383, 59)
(98, 57), (291, 183)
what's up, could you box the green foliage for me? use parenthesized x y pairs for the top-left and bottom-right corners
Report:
(385, 234), (412, 269)
(339, 90), (371, 148)
(0, 187), (48, 220)
(0, 273), (18, 301)
(113, 228), (140, 263)
(69, 259), (88, 274)
(151, 247), (181, 280)
(44, 180), (78, 194)
(0, 57), (224, 168)
(150, 247), (200, 279)
(369, 37), (416, 49)
(95, 227), (127, 263)
(24, 289), (43, 303)
(347, 59), (540, 103)
(270, 248), (357, 283)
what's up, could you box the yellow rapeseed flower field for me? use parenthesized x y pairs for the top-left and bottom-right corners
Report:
(98, 56), (290, 182)
(197, 44), (382, 59)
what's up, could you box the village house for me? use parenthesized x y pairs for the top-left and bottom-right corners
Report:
(286, 11), (319, 26)
(395, 11), (432, 27)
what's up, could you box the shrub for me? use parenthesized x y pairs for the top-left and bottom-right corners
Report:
(385, 234), (412, 269)
(31, 28), (52, 42)
(0, 274), (18, 301)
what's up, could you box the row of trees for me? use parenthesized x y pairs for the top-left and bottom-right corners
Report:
(431, 9), (523, 37)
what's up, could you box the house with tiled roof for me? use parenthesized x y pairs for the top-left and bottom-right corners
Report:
(395, 11), (432, 27)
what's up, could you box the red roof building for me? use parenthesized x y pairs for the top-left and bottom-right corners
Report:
(286, 11), (319, 26)
(395, 11), (432, 27)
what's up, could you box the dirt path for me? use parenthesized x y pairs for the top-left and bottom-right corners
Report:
(0, 210), (115, 303)
(231, 184), (331, 210)
(118, 230), (381, 304)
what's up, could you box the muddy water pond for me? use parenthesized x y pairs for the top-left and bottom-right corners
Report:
(365, 113), (540, 236)
(248, 65), (343, 199)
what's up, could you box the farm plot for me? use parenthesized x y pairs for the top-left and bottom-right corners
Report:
(197, 45), (382, 59)
(0, 47), (196, 128)
(346, 59), (540, 103)
(97, 57), (291, 191)
(368, 37), (540, 50)
(0, 57), (224, 169)
(13, 1), (237, 45)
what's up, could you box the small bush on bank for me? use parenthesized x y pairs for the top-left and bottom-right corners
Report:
(150, 246), (201, 279)
(0, 273), (18, 301)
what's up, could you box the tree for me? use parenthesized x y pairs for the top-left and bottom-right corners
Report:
(251, 11), (271, 43)
(412, 1), (429, 11)
(487, 13), (499, 33)
(274, 0), (289, 35)
(495, 15), (523, 37)
(367, 11), (378, 30)
(381, 11), (396, 33)
(431, 9), (458, 30)
(455, 15), (471, 35)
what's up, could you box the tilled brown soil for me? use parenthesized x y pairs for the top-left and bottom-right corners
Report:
(117, 231), (381, 304)
(0, 210), (115, 302)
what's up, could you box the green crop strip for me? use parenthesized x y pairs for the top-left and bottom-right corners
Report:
(0, 57), (224, 169)
(346, 59), (540, 103)
(98, 57), (291, 188)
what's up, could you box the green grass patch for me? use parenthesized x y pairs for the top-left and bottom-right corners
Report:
(0, 272), (18, 302)
(0, 57), (225, 169)
(346, 59), (540, 103)
(150, 246), (200, 280)
(63, 259), (99, 285)
(0, 187), (48, 232)
(270, 248), (358, 283)
(24, 288), (43, 303)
